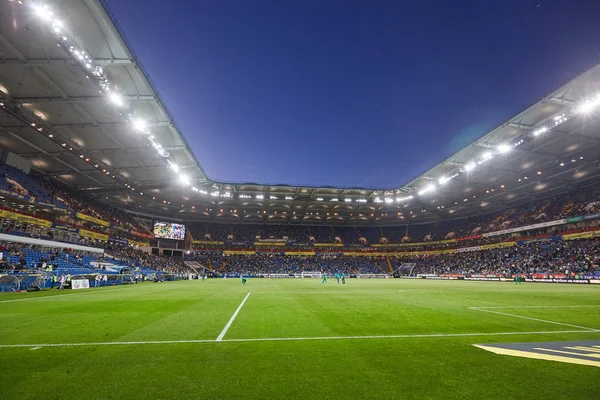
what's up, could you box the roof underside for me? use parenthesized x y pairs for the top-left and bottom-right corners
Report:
(1, 0), (600, 226)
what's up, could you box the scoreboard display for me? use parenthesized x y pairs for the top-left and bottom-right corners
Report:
(153, 221), (186, 240)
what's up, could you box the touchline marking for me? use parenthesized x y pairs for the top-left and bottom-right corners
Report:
(469, 307), (598, 331)
(216, 292), (251, 341)
(0, 330), (598, 349)
(473, 305), (600, 309)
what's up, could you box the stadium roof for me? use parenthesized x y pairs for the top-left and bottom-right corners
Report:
(1, 0), (600, 226)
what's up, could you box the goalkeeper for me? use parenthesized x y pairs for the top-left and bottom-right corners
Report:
(322, 272), (327, 283)
(241, 274), (247, 285)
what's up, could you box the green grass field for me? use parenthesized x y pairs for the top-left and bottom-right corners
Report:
(1, 278), (599, 400)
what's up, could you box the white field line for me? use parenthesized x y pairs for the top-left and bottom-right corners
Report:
(253, 291), (352, 294)
(473, 305), (600, 309)
(216, 292), (251, 341)
(0, 284), (164, 304)
(0, 330), (598, 349)
(469, 307), (598, 331)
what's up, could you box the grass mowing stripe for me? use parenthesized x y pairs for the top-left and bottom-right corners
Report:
(0, 330), (598, 349)
(216, 292), (251, 341)
(469, 307), (598, 331)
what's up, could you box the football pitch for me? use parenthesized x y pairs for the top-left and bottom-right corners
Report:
(1, 279), (599, 400)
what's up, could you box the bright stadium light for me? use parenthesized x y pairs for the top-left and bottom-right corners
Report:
(316, 198), (324, 201)
(344, 198), (352, 202)
(179, 175), (190, 186)
(532, 126), (548, 136)
(497, 144), (512, 154)
(51, 20), (63, 33)
(418, 184), (435, 196)
(577, 94), (600, 114)
(384, 197), (394, 203)
(330, 198), (338, 202)
(169, 163), (180, 172)
(108, 91), (123, 106)
(255, 194), (264, 200)
(132, 119), (147, 132)
(34, 4), (53, 21)
(285, 196), (293, 200)
(463, 162), (476, 172)
(481, 151), (493, 160)
(356, 199), (367, 203)
(374, 198), (383, 203)
(439, 176), (450, 185)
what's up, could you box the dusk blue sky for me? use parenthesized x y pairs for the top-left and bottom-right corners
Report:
(105, 0), (600, 188)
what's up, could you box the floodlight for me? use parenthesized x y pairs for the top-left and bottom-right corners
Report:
(169, 163), (179, 172)
(463, 162), (476, 172)
(34, 4), (53, 21)
(418, 184), (435, 196)
(577, 95), (600, 114)
(132, 119), (147, 132)
(108, 92), (123, 106)
(497, 144), (511, 154)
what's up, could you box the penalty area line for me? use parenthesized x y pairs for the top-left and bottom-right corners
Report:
(0, 330), (599, 349)
(469, 307), (598, 331)
(216, 292), (251, 341)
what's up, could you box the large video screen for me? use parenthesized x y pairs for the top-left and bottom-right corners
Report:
(153, 221), (186, 240)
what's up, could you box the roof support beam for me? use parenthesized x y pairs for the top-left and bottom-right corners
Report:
(0, 58), (134, 66)
(16, 145), (185, 158)
(0, 35), (26, 61)
(12, 95), (155, 104)
(548, 97), (575, 106)
(1, 121), (173, 129)
(6, 132), (106, 186)
(30, 67), (69, 99)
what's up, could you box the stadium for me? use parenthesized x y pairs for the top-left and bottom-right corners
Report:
(0, 1), (599, 399)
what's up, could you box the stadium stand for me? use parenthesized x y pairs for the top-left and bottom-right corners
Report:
(1, 0), (600, 289)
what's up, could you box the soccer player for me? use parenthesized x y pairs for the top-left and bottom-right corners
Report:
(335, 272), (340, 284)
(241, 275), (247, 285)
(322, 272), (327, 283)
(515, 275), (521, 284)
(341, 272), (346, 284)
